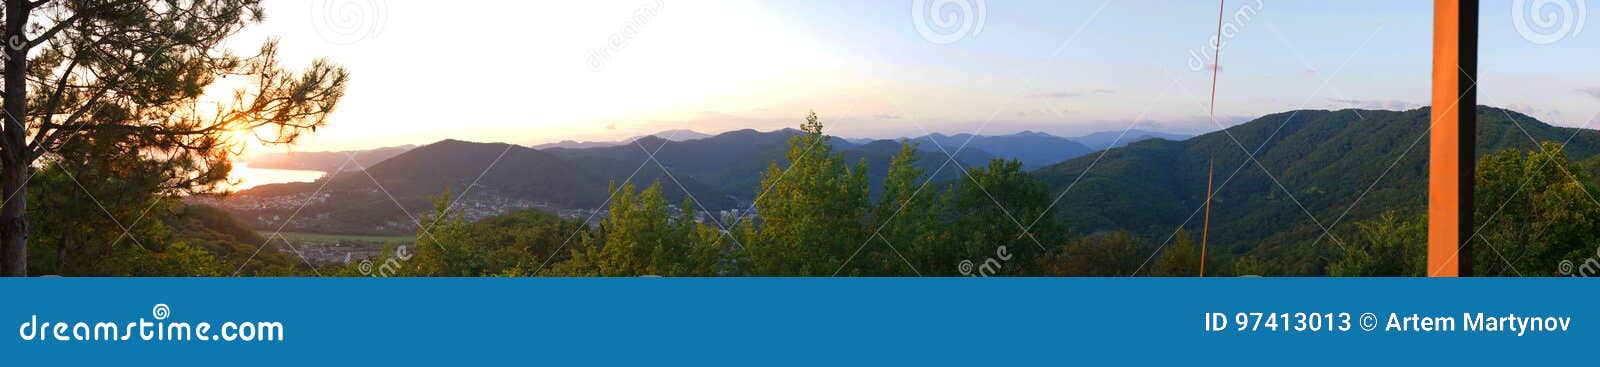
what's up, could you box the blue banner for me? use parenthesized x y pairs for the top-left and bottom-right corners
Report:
(2, 278), (1591, 365)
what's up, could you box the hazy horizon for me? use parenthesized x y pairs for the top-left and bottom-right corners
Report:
(220, 0), (1596, 154)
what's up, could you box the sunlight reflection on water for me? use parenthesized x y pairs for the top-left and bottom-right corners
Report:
(228, 163), (325, 190)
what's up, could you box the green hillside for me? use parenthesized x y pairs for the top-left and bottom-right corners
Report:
(1033, 106), (1600, 273)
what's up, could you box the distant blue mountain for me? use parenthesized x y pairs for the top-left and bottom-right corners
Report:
(531, 129), (713, 149)
(1071, 129), (1193, 151)
(903, 131), (1093, 170)
(839, 129), (1195, 170)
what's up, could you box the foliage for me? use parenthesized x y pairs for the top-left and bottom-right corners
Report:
(1326, 143), (1600, 277)
(26, 141), (297, 275)
(744, 111), (871, 276)
(1038, 231), (1147, 276)
(41, 106), (1600, 278)
(2, 0), (348, 275)
(1326, 212), (1426, 277)
(944, 158), (1064, 276)
(1227, 255), (1278, 277)
(407, 188), (589, 277)
(1149, 229), (1200, 277)
(1471, 142), (1600, 276)
(856, 141), (947, 276)
(550, 182), (725, 276)
(1031, 107), (1600, 272)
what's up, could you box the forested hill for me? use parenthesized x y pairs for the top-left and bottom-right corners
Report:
(226, 129), (995, 234)
(1033, 106), (1600, 271)
(908, 131), (1094, 170)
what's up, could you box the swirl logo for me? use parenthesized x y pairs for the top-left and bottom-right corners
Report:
(957, 260), (976, 275)
(1559, 260), (1575, 275)
(310, 0), (388, 45)
(1513, 0), (1586, 45)
(358, 259), (375, 275)
(912, 0), (986, 45)
(152, 304), (171, 320)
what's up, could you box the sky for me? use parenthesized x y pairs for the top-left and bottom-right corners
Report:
(225, 0), (1600, 153)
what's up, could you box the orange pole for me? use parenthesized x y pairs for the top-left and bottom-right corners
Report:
(1202, 0), (1224, 277)
(1428, 0), (1476, 277)
(1209, 0), (1225, 114)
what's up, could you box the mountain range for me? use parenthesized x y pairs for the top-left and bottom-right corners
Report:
(1072, 129), (1194, 151)
(223, 128), (1002, 234)
(530, 129), (713, 149)
(218, 106), (1594, 268)
(525, 128), (1188, 169)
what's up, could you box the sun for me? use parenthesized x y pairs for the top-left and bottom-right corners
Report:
(221, 126), (268, 160)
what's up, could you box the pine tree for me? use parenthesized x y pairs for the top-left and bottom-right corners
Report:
(1, 1), (348, 275)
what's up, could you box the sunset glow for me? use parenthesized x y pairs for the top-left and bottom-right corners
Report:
(210, 1), (1595, 153)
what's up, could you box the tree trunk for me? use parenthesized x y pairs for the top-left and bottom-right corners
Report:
(2, 0), (31, 276)
(0, 163), (25, 276)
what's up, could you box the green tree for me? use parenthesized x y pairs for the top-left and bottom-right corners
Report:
(409, 189), (473, 276)
(745, 111), (869, 276)
(1472, 142), (1600, 276)
(1038, 231), (1146, 276)
(1328, 144), (1600, 277)
(946, 158), (1062, 276)
(1227, 255), (1280, 277)
(26, 141), (166, 275)
(2, 1), (349, 275)
(1150, 229), (1200, 276)
(552, 181), (723, 276)
(1326, 212), (1425, 277)
(403, 188), (593, 277)
(25, 134), (271, 275)
(852, 140), (941, 276)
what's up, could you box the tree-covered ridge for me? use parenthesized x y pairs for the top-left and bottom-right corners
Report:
(310, 107), (1600, 277)
(1032, 107), (1600, 274)
(220, 126), (996, 236)
(392, 111), (1071, 277)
